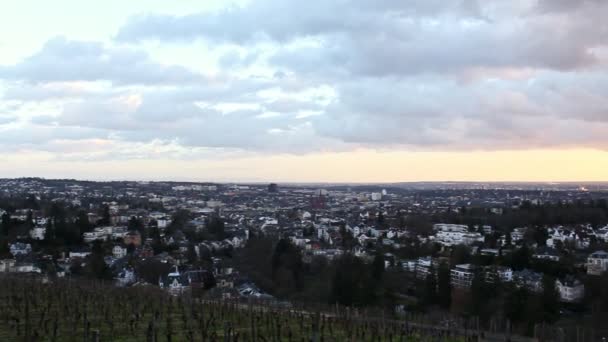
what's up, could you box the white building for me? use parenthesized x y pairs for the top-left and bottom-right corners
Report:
(596, 227), (608, 242)
(484, 266), (513, 283)
(434, 224), (484, 246)
(510, 227), (527, 243)
(9, 243), (31, 256)
(83, 231), (106, 243)
(115, 268), (136, 287)
(513, 269), (543, 293)
(69, 250), (91, 259)
(556, 278), (585, 303)
(587, 250), (608, 275)
(0, 259), (16, 272)
(371, 193), (382, 201)
(434, 224), (469, 233)
(532, 247), (561, 262)
(415, 257), (435, 279)
(546, 227), (576, 248)
(206, 200), (223, 208)
(157, 217), (171, 229)
(12, 263), (41, 273)
(482, 225), (493, 234)
(29, 226), (46, 240)
(113, 245), (128, 259)
(83, 226), (126, 242)
(451, 264), (477, 289)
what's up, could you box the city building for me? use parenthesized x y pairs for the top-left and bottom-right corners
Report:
(451, 264), (477, 289)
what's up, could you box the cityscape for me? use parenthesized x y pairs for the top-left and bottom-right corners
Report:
(0, 178), (607, 340)
(2, 0), (608, 341)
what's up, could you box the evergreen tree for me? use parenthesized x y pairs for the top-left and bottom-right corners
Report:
(422, 265), (437, 306)
(75, 210), (91, 234)
(470, 270), (484, 316)
(187, 243), (198, 264)
(1, 212), (11, 236)
(376, 211), (385, 228)
(44, 218), (55, 242)
(24, 194), (40, 210)
(98, 205), (111, 225)
(25, 210), (34, 229)
(541, 275), (560, 323)
(271, 239), (303, 295)
(88, 240), (112, 280)
(128, 216), (144, 232)
(126, 243), (136, 255)
(371, 253), (385, 281)
(504, 284), (529, 324)
(330, 254), (374, 306)
(510, 245), (530, 270)
(0, 236), (10, 258)
(437, 262), (452, 309)
(206, 216), (226, 240)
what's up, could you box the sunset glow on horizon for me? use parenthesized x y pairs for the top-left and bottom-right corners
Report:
(3, 148), (608, 183)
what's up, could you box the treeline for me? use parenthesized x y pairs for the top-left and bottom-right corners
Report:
(391, 199), (608, 241)
(432, 199), (608, 230)
(234, 236), (398, 309)
(235, 236), (608, 337)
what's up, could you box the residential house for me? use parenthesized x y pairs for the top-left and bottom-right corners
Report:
(0, 259), (16, 272)
(113, 245), (128, 259)
(12, 262), (41, 273)
(587, 250), (608, 275)
(115, 267), (136, 287)
(124, 231), (142, 247)
(217, 277), (235, 288)
(513, 269), (543, 293)
(29, 226), (46, 240)
(9, 242), (32, 256)
(546, 227), (579, 248)
(83, 226), (119, 243)
(484, 266), (513, 283)
(111, 227), (128, 239)
(69, 247), (92, 259)
(159, 267), (214, 295)
(532, 247), (561, 262)
(157, 217), (171, 229)
(510, 227), (527, 244)
(556, 277), (585, 303)
(401, 260), (417, 272)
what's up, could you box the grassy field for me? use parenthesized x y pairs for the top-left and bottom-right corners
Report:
(0, 276), (474, 341)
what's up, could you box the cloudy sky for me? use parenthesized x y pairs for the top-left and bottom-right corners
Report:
(1, 0), (608, 182)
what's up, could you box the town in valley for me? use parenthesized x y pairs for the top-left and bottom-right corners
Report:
(1, 178), (608, 338)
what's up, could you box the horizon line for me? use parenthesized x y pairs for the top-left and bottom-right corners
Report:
(1, 176), (608, 186)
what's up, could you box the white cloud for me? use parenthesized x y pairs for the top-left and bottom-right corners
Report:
(0, 37), (208, 85)
(1, 0), (608, 162)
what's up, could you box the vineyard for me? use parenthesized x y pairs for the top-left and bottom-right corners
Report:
(0, 276), (487, 342)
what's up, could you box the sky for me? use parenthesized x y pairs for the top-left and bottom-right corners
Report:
(1, 0), (608, 183)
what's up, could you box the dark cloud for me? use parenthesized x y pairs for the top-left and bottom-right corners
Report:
(535, 0), (606, 13)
